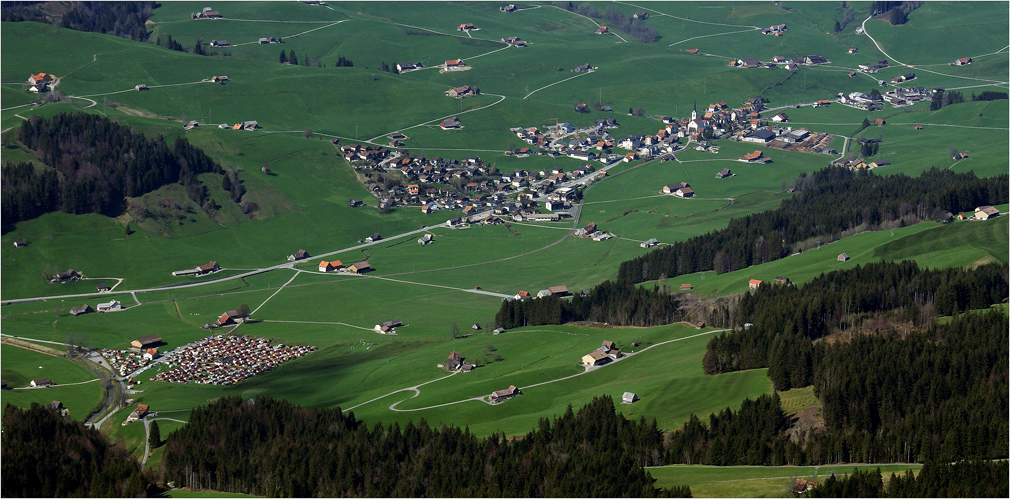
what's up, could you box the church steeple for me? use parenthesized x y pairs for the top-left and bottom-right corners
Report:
(691, 101), (697, 121)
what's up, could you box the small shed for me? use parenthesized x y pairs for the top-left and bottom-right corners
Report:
(837, 253), (850, 262)
(622, 392), (638, 404)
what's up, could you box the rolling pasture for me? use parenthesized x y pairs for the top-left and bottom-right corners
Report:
(1, 1), (1007, 483)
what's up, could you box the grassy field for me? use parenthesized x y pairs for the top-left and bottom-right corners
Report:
(648, 463), (924, 497)
(0, 344), (103, 420)
(660, 216), (1009, 298)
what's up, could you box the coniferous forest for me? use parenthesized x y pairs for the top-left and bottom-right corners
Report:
(3, 113), (222, 225)
(617, 167), (1008, 284)
(1, 403), (151, 497)
(808, 460), (1008, 498)
(160, 395), (691, 497)
(667, 310), (1007, 466)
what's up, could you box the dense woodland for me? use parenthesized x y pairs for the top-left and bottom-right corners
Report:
(669, 310), (1007, 466)
(3, 113), (223, 225)
(704, 261), (1007, 384)
(160, 395), (690, 497)
(1, 403), (151, 497)
(808, 460), (1008, 498)
(0, 1), (153, 41)
(617, 167), (1008, 284)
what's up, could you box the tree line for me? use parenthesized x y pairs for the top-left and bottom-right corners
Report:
(617, 167), (1008, 284)
(6, 113), (224, 225)
(1, 1), (153, 41)
(159, 395), (690, 497)
(496, 280), (686, 328)
(1, 403), (151, 497)
(668, 309), (1007, 466)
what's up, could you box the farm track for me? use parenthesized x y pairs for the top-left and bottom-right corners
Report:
(860, 16), (1010, 86)
(352, 328), (728, 413)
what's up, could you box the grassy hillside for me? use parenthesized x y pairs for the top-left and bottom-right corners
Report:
(1, 2), (1006, 472)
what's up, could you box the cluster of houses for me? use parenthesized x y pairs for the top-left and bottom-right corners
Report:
(890, 72), (916, 84)
(396, 62), (423, 72)
(101, 346), (160, 377)
(374, 319), (401, 334)
(490, 385), (519, 402)
(29, 378), (55, 388)
(69, 299), (122, 316)
(150, 335), (316, 385)
(27, 72), (53, 93)
(663, 182), (693, 198)
(225, 120), (260, 130)
(747, 276), (792, 290)
(172, 261), (220, 277)
(444, 351), (474, 372)
(123, 404), (149, 425)
(760, 23), (788, 36)
(445, 85), (480, 98)
(191, 7), (222, 19)
(50, 268), (82, 284)
(968, 206), (1000, 220)
(731, 54), (826, 70)
(582, 340), (622, 366)
(857, 59), (891, 74)
(836, 156), (891, 170)
(838, 87), (934, 110)
(444, 59), (467, 71)
(317, 260), (371, 274)
(501, 36), (526, 47)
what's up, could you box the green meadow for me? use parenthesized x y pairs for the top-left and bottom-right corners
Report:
(2, 2), (1007, 481)
(0, 344), (103, 420)
(661, 216), (1009, 298)
(648, 463), (923, 497)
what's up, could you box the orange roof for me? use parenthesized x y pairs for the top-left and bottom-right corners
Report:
(331, 260), (342, 267)
(685, 49), (699, 54)
(598, 26), (608, 30)
(749, 279), (762, 284)
(232, 123), (242, 129)
(446, 59), (462, 65)
(517, 290), (529, 297)
(146, 348), (158, 355)
(31, 72), (48, 81)
(137, 404), (149, 412)
(219, 313), (230, 323)
(319, 260), (330, 267)
(742, 151), (763, 160)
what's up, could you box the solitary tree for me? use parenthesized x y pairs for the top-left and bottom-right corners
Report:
(303, 128), (313, 139)
(279, 50), (287, 64)
(288, 50), (298, 66)
(450, 322), (460, 338)
(148, 421), (161, 449)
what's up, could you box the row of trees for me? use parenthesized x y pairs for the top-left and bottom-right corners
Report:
(495, 281), (685, 329)
(6, 113), (223, 224)
(808, 460), (1008, 497)
(160, 395), (690, 497)
(617, 167), (1008, 284)
(668, 309), (1007, 466)
(1, 403), (151, 497)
